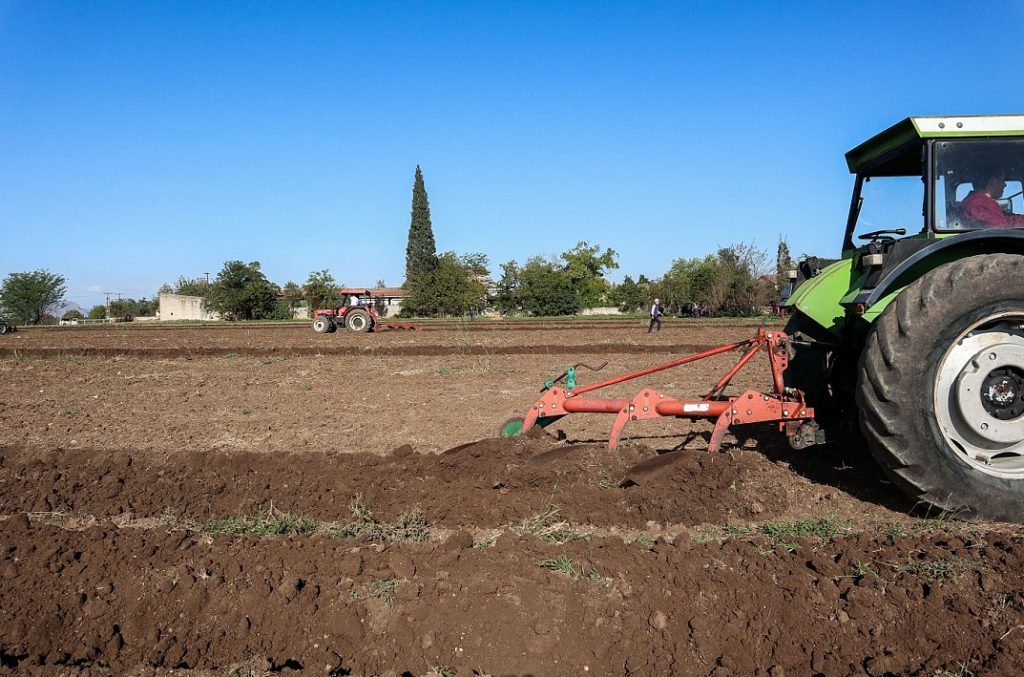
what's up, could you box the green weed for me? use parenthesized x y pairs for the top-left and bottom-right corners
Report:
(757, 515), (851, 552)
(370, 579), (400, 608)
(540, 555), (579, 580)
(694, 515), (850, 552)
(833, 560), (879, 582)
(516, 504), (587, 544)
(197, 505), (318, 537)
(884, 521), (909, 540)
(896, 557), (984, 581)
(632, 534), (655, 547)
(324, 495), (430, 543)
(473, 532), (500, 549)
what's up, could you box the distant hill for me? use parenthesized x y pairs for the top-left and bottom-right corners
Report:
(47, 300), (85, 318)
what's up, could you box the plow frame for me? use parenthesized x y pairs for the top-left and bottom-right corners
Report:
(520, 328), (815, 451)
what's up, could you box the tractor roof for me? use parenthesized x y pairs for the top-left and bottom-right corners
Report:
(845, 115), (1024, 174)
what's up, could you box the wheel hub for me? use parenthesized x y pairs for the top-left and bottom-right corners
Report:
(935, 317), (1024, 477)
(955, 343), (1024, 443)
(981, 369), (1024, 419)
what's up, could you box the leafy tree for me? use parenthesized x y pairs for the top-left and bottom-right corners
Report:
(459, 252), (490, 279)
(404, 165), (438, 286)
(0, 269), (67, 325)
(708, 243), (772, 315)
(660, 255), (717, 313)
(491, 261), (521, 315)
(173, 277), (208, 297)
(205, 261), (278, 320)
(108, 299), (132, 320)
(561, 241), (619, 308)
(610, 275), (648, 312)
(62, 309), (84, 321)
(650, 242), (773, 316)
(109, 297), (158, 319)
(435, 252), (487, 316)
(518, 257), (578, 316)
(281, 281), (303, 315)
(302, 270), (340, 312)
(400, 252), (487, 317)
(88, 305), (107, 320)
(270, 300), (294, 320)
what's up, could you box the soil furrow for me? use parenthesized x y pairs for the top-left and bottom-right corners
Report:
(0, 438), (903, 530)
(2, 515), (1022, 676)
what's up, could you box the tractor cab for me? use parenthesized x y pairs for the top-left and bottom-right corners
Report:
(844, 115), (1024, 249)
(787, 115), (1024, 335)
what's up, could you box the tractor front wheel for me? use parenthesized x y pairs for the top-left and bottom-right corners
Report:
(856, 254), (1024, 522)
(312, 316), (333, 334)
(346, 309), (372, 333)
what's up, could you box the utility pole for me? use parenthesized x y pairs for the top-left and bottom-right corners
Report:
(204, 272), (210, 287)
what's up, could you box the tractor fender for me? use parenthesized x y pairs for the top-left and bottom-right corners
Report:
(784, 257), (857, 337)
(856, 231), (1024, 321)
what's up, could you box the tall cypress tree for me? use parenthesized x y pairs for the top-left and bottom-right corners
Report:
(404, 165), (438, 287)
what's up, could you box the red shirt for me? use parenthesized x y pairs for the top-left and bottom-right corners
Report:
(961, 191), (1024, 229)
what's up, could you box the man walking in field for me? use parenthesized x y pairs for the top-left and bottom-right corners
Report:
(648, 298), (663, 333)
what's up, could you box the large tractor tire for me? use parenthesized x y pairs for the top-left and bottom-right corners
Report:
(346, 309), (372, 333)
(312, 316), (333, 334)
(0, 322), (7, 335)
(856, 254), (1024, 522)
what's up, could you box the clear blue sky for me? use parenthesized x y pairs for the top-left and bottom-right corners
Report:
(2, 1), (1022, 309)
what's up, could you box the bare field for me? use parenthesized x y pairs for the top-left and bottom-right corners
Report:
(1, 320), (1023, 676)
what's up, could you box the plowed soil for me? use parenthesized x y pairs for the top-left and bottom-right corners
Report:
(2, 321), (1024, 676)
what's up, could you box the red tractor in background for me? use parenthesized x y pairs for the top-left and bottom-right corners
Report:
(311, 290), (414, 333)
(312, 304), (375, 333)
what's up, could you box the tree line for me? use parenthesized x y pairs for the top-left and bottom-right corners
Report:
(0, 165), (798, 324)
(401, 166), (790, 317)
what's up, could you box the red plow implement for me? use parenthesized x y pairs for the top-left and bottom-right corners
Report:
(502, 328), (819, 479)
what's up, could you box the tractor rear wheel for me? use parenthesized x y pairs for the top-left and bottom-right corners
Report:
(856, 254), (1024, 522)
(312, 316), (333, 334)
(346, 309), (372, 333)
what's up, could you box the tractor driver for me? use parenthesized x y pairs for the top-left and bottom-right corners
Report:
(961, 169), (1024, 229)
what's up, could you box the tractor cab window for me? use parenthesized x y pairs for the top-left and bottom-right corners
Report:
(934, 139), (1024, 231)
(852, 174), (925, 241)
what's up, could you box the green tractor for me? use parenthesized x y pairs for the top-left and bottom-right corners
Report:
(784, 115), (1024, 522)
